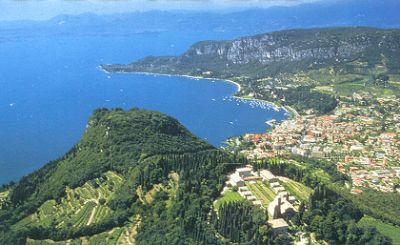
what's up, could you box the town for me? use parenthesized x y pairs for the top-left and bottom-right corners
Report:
(233, 93), (400, 194)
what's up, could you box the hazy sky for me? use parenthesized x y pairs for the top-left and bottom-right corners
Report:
(0, 0), (322, 21)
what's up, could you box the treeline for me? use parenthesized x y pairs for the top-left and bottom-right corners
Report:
(251, 156), (349, 187)
(300, 185), (392, 245)
(343, 189), (400, 227)
(211, 201), (274, 244)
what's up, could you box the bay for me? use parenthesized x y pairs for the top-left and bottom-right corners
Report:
(0, 31), (287, 184)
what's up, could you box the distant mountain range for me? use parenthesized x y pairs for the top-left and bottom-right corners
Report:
(1, 0), (399, 38)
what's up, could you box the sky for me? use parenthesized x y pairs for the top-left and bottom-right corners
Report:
(0, 0), (322, 21)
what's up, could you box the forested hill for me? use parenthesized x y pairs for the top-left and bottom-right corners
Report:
(0, 108), (240, 244)
(102, 27), (400, 78)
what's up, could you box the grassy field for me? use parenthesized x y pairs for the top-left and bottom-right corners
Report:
(246, 181), (276, 207)
(301, 66), (400, 98)
(15, 171), (124, 230)
(280, 178), (312, 202)
(358, 216), (400, 244)
(214, 190), (243, 209)
(334, 80), (400, 97)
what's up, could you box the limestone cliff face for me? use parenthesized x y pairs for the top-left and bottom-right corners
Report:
(102, 27), (400, 75)
(182, 29), (379, 65)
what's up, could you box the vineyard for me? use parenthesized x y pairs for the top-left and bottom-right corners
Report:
(280, 178), (312, 202)
(14, 171), (124, 230)
(246, 181), (276, 207)
(26, 216), (141, 245)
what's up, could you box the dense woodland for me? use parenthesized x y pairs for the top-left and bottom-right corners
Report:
(211, 201), (274, 244)
(0, 109), (243, 244)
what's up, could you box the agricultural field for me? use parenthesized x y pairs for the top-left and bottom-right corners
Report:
(27, 215), (141, 245)
(14, 171), (124, 231)
(246, 181), (276, 207)
(280, 178), (313, 202)
(136, 172), (180, 207)
(214, 190), (243, 210)
(333, 80), (400, 97)
(358, 216), (400, 244)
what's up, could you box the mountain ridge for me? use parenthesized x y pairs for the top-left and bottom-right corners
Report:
(1, 1), (400, 38)
(102, 27), (400, 77)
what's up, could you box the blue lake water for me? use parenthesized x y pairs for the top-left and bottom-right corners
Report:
(0, 32), (287, 184)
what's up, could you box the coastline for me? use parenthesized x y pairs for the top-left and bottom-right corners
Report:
(98, 66), (299, 118)
(98, 66), (242, 92)
(98, 66), (300, 136)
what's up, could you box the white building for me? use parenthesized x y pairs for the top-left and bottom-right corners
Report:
(260, 170), (278, 183)
(268, 218), (289, 234)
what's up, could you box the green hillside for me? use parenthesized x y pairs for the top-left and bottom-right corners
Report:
(0, 108), (240, 244)
(359, 216), (400, 244)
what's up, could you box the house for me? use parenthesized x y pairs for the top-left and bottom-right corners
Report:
(229, 173), (245, 187)
(270, 182), (281, 188)
(240, 191), (253, 198)
(272, 186), (285, 193)
(243, 176), (263, 182)
(236, 167), (253, 178)
(260, 170), (278, 183)
(268, 195), (296, 220)
(246, 195), (257, 201)
(268, 219), (289, 234)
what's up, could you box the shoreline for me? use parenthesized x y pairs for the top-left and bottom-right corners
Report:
(98, 66), (242, 92)
(98, 66), (299, 117)
(98, 66), (299, 137)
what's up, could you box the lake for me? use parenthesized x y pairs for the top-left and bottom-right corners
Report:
(0, 31), (287, 184)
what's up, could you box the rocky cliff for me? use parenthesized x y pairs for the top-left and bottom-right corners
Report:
(102, 27), (400, 77)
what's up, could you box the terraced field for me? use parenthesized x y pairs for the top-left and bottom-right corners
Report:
(27, 216), (141, 245)
(15, 171), (124, 230)
(246, 181), (276, 207)
(280, 178), (312, 202)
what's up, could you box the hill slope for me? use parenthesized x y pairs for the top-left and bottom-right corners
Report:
(0, 108), (238, 244)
